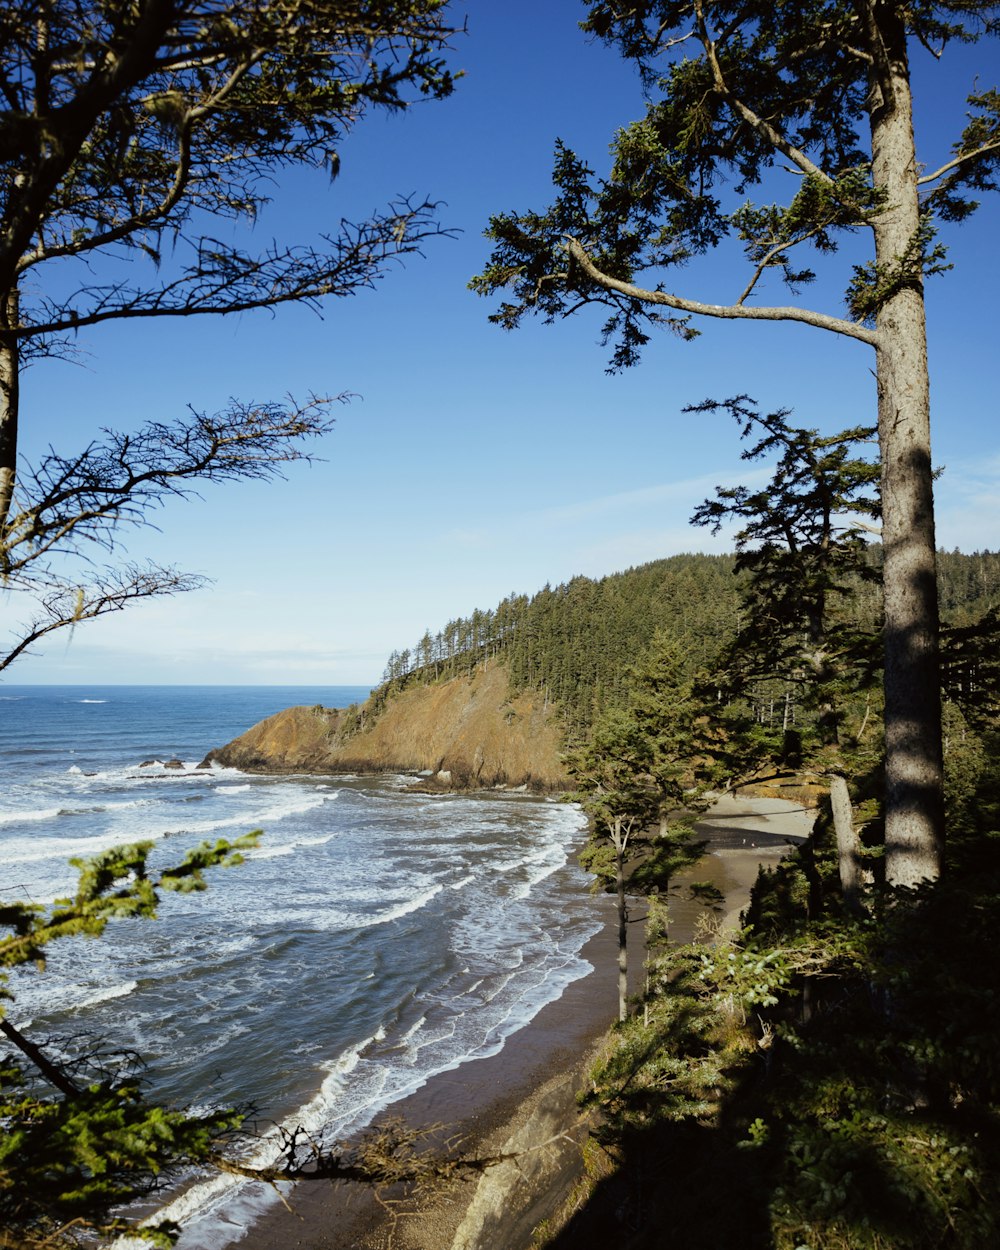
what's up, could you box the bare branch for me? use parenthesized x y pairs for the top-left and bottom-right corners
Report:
(208, 1119), (525, 1189)
(16, 201), (453, 339)
(0, 565), (204, 673)
(0, 1019), (80, 1097)
(564, 236), (880, 346)
(918, 139), (1000, 187)
(1, 396), (337, 578)
(837, 517), (883, 537)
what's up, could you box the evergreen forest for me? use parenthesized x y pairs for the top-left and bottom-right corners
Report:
(372, 547), (1000, 744)
(2, 1), (999, 1246)
(367, 539), (1000, 1250)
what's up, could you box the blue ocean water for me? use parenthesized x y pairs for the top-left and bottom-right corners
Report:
(0, 685), (598, 1245)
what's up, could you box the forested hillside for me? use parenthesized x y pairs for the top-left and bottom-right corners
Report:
(366, 549), (1000, 742)
(370, 553), (738, 737)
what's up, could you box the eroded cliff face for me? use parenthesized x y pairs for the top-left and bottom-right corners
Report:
(203, 664), (569, 791)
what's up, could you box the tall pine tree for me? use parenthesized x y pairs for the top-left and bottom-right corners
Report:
(473, 0), (1000, 887)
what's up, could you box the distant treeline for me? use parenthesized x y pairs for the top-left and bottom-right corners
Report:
(369, 549), (1000, 738)
(376, 554), (737, 734)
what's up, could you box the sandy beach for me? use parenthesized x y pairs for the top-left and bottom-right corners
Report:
(229, 794), (814, 1250)
(229, 893), (624, 1250)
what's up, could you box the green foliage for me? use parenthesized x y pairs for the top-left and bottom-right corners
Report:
(564, 808), (1000, 1249)
(681, 396), (889, 872)
(368, 546), (998, 775)
(0, 1), (461, 675)
(0, 1075), (240, 1241)
(375, 553), (742, 738)
(470, 0), (999, 891)
(847, 219), (953, 325)
(0, 833), (260, 977)
(941, 605), (1000, 729)
(567, 706), (662, 835)
(0, 833), (260, 1247)
(2, 1), (460, 340)
(567, 629), (712, 862)
(473, 2), (1000, 368)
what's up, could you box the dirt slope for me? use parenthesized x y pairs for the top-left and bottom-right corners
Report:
(204, 664), (568, 791)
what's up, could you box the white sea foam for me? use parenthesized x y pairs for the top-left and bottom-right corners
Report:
(0, 829), (166, 866)
(128, 789), (328, 840)
(116, 928), (600, 1250)
(0, 805), (66, 826)
(12, 978), (139, 1027)
(86, 979), (138, 1006)
(396, 1015), (427, 1045)
(69, 980), (139, 1013)
(266, 881), (445, 933)
(246, 844), (296, 859)
(110, 1028), (391, 1250)
(7, 742), (596, 1250)
(246, 832), (336, 860)
(477, 967), (519, 1005)
(512, 851), (567, 899)
(349, 882), (445, 929)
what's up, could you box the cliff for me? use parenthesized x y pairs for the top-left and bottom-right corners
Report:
(203, 663), (569, 791)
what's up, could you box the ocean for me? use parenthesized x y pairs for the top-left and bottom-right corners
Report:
(0, 685), (599, 1245)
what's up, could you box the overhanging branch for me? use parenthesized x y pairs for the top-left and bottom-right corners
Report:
(918, 139), (1000, 187)
(16, 202), (453, 339)
(564, 237), (880, 346)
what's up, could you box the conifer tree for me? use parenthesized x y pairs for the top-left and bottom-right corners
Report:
(567, 708), (661, 1021)
(692, 397), (882, 913)
(568, 632), (710, 1018)
(0, 835), (260, 1246)
(473, 0), (1000, 887)
(0, 0), (458, 663)
(626, 627), (713, 835)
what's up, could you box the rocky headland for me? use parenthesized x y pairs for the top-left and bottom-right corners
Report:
(202, 664), (569, 791)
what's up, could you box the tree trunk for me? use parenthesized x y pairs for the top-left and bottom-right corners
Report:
(614, 817), (628, 1023)
(0, 1018), (80, 1097)
(868, 4), (944, 887)
(0, 289), (19, 542)
(829, 772), (867, 918)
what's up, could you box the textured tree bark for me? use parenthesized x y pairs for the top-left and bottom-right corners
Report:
(868, 4), (945, 887)
(829, 773), (867, 917)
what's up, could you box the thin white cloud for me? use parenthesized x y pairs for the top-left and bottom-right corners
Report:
(934, 455), (1000, 551)
(445, 463), (770, 550)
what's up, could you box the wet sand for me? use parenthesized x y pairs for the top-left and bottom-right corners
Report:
(230, 894), (624, 1250)
(229, 795), (814, 1250)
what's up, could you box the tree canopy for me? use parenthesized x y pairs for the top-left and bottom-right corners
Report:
(0, 0), (459, 665)
(473, 0), (1000, 888)
(0, 5), (462, 1241)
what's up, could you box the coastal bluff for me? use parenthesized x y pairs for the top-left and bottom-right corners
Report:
(202, 665), (569, 791)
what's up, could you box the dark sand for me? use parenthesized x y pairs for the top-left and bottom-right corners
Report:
(230, 893), (624, 1250)
(226, 796), (814, 1250)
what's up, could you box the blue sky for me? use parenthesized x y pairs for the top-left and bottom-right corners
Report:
(3, 1), (999, 686)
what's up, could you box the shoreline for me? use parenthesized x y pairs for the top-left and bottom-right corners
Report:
(216, 795), (815, 1250)
(230, 894), (625, 1250)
